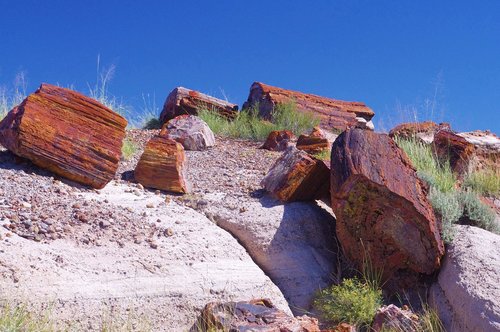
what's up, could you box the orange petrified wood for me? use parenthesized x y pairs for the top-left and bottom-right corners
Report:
(0, 83), (127, 189)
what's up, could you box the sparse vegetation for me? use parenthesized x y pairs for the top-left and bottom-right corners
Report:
(198, 102), (320, 140)
(0, 72), (27, 121)
(428, 188), (461, 242)
(121, 139), (138, 160)
(463, 167), (500, 197)
(461, 190), (498, 233)
(0, 304), (55, 332)
(312, 149), (331, 161)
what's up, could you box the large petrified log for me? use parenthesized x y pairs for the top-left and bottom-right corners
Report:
(159, 87), (238, 124)
(261, 146), (330, 202)
(134, 136), (190, 193)
(195, 299), (320, 332)
(432, 129), (475, 176)
(330, 128), (444, 280)
(243, 82), (375, 131)
(0, 83), (127, 189)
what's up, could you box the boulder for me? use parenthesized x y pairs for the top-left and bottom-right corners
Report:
(458, 130), (500, 172)
(261, 146), (330, 202)
(134, 136), (190, 193)
(160, 115), (215, 151)
(243, 82), (374, 132)
(193, 299), (320, 332)
(388, 121), (450, 143)
(261, 130), (295, 151)
(159, 87), (238, 124)
(371, 304), (420, 332)
(296, 126), (329, 155)
(0, 83), (127, 189)
(330, 128), (444, 280)
(432, 129), (475, 176)
(429, 225), (500, 332)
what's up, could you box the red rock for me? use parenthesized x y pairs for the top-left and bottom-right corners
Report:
(159, 87), (238, 124)
(261, 147), (330, 202)
(260, 130), (295, 151)
(457, 130), (500, 173)
(432, 129), (475, 176)
(243, 82), (374, 131)
(371, 304), (419, 331)
(296, 126), (330, 154)
(0, 83), (127, 189)
(389, 121), (451, 144)
(197, 299), (320, 332)
(330, 128), (444, 279)
(134, 136), (190, 193)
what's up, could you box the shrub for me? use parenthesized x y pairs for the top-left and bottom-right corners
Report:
(460, 190), (498, 234)
(312, 149), (331, 161)
(314, 278), (383, 328)
(121, 139), (138, 161)
(428, 188), (462, 243)
(463, 168), (500, 197)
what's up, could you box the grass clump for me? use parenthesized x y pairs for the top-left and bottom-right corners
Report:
(314, 277), (383, 328)
(0, 304), (55, 332)
(121, 139), (138, 160)
(312, 149), (331, 161)
(198, 101), (320, 140)
(0, 72), (27, 121)
(463, 168), (500, 197)
(460, 190), (498, 233)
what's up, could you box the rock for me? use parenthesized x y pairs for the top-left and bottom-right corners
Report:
(388, 121), (450, 143)
(429, 225), (500, 332)
(457, 130), (500, 172)
(0, 83), (127, 189)
(330, 128), (444, 280)
(432, 129), (475, 176)
(160, 115), (215, 151)
(261, 130), (295, 151)
(243, 82), (374, 132)
(194, 299), (320, 332)
(159, 87), (238, 124)
(371, 304), (420, 332)
(134, 136), (191, 193)
(296, 126), (329, 154)
(261, 146), (330, 202)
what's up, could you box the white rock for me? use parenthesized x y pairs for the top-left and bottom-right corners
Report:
(163, 115), (215, 151)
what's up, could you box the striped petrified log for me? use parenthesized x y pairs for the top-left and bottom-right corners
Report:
(432, 129), (475, 176)
(134, 136), (191, 193)
(243, 82), (375, 131)
(159, 87), (238, 125)
(0, 83), (127, 189)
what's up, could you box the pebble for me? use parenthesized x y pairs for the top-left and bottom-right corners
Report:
(146, 203), (155, 208)
(21, 202), (32, 209)
(164, 228), (174, 237)
(150, 242), (158, 249)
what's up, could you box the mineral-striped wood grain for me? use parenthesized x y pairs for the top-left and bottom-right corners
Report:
(0, 83), (127, 189)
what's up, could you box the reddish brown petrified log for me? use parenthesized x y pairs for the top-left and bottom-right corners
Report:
(261, 147), (330, 202)
(296, 126), (329, 154)
(389, 121), (450, 143)
(432, 129), (475, 176)
(243, 82), (374, 131)
(0, 83), (127, 189)
(134, 136), (190, 193)
(330, 128), (444, 279)
(260, 130), (295, 151)
(159, 87), (238, 124)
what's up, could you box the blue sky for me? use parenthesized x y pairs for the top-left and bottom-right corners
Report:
(1, 1), (499, 132)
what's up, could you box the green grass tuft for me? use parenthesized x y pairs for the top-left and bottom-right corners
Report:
(312, 149), (331, 161)
(121, 139), (138, 160)
(463, 168), (500, 197)
(460, 190), (498, 233)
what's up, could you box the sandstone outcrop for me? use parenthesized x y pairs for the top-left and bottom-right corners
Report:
(296, 126), (329, 154)
(160, 115), (215, 151)
(243, 82), (374, 131)
(388, 121), (450, 143)
(261, 130), (295, 151)
(134, 136), (190, 193)
(194, 299), (320, 332)
(261, 146), (330, 202)
(0, 83), (126, 189)
(432, 129), (475, 176)
(159, 87), (238, 124)
(330, 129), (444, 280)
(429, 225), (500, 332)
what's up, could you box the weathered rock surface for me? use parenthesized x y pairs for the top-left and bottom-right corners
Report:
(134, 136), (190, 193)
(432, 129), (475, 176)
(193, 299), (320, 332)
(159, 87), (238, 124)
(330, 129), (444, 280)
(371, 304), (420, 332)
(388, 121), (450, 143)
(243, 82), (374, 131)
(160, 115), (215, 151)
(458, 130), (500, 172)
(0, 83), (127, 189)
(296, 126), (329, 154)
(261, 146), (330, 202)
(429, 225), (500, 332)
(261, 130), (295, 151)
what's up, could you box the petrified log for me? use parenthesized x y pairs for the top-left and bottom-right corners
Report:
(197, 299), (320, 332)
(134, 136), (190, 193)
(432, 129), (475, 176)
(296, 126), (329, 154)
(243, 82), (375, 131)
(457, 130), (500, 172)
(0, 83), (127, 189)
(330, 129), (444, 279)
(160, 115), (215, 151)
(260, 130), (295, 151)
(389, 121), (450, 143)
(261, 146), (330, 202)
(159, 87), (238, 124)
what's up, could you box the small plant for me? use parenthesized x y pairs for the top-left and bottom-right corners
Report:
(0, 303), (55, 332)
(121, 139), (138, 160)
(416, 304), (445, 332)
(312, 149), (331, 161)
(0, 72), (27, 121)
(460, 190), (498, 233)
(463, 167), (500, 197)
(314, 277), (383, 328)
(428, 187), (462, 242)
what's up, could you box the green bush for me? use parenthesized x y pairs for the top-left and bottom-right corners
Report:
(460, 190), (498, 234)
(428, 188), (462, 242)
(121, 139), (138, 161)
(463, 168), (500, 197)
(314, 278), (383, 328)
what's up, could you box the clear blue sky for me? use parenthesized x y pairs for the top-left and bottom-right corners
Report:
(1, 1), (499, 132)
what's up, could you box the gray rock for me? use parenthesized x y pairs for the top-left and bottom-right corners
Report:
(162, 115), (215, 151)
